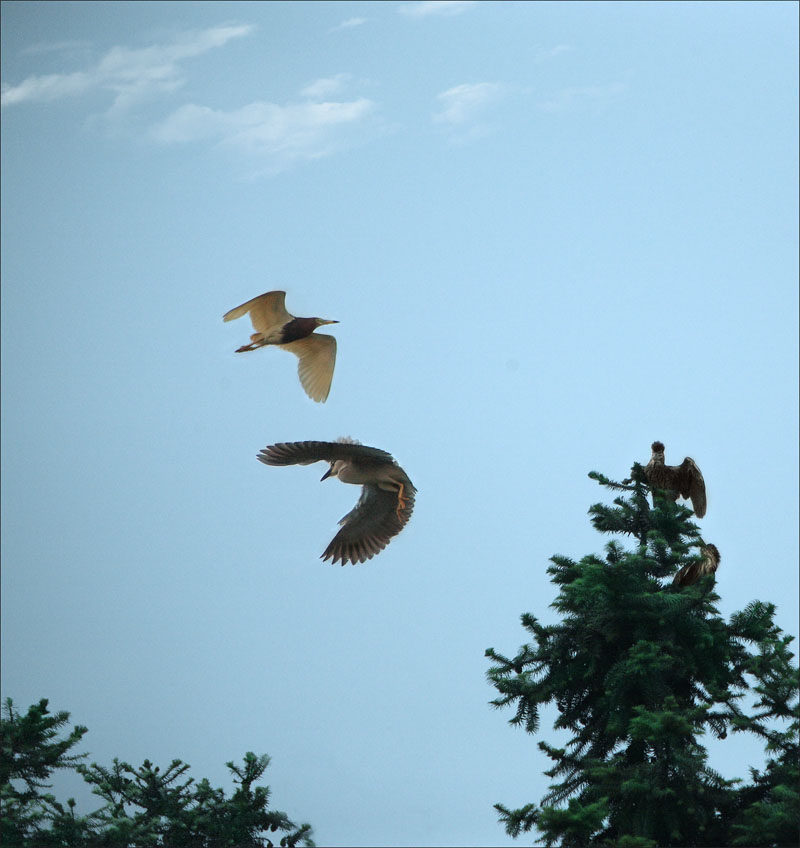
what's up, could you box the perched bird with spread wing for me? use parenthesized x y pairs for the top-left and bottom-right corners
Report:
(223, 291), (338, 402)
(644, 441), (707, 518)
(673, 543), (721, 587)
(258, 438), (415, 565)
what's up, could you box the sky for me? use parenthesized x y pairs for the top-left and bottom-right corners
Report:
(1, 1), (798, 845)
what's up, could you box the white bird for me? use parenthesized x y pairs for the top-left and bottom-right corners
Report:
(224, 291), (338, 402)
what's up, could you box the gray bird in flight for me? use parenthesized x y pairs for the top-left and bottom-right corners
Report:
(644, 441), (707, 518)
(258, 439), (416, 565)
(224, 291), (338, 402)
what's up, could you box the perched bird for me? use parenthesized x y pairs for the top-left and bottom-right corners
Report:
(223, 291), (338, 403)
(258, 438), (416, 565)
(644, 441), (707, 518)
(673, 543), (721, 587)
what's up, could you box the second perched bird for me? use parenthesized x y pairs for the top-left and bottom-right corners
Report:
(673, 543), (721, 587)
(644, 441), (707, 518)
(258, 438), (416, 565)
(223, 291), (338, 402)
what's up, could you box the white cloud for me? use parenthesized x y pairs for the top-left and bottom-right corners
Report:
(534, 44), (571, 63)
(3, 23), (378, 175)
(433, 82), (504, 125)
(152, 93), (375, 172)
(300, 73), (352, 100)
(0, 70), (94, 105)
(329, 17), (367, 32)
(398, 1), (478, 18)
(1, 24), (254, 110)
(538, 82), (627, 112)
(19, 40), (92, 57)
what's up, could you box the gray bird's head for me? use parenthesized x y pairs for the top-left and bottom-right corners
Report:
(321, 460), (346, 481)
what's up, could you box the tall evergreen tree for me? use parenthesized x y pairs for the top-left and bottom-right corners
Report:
(486, 462), (799, 847)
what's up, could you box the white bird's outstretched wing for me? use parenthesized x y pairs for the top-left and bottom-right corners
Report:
(223, 291), (292, 334)
(281, 334), (337, 403)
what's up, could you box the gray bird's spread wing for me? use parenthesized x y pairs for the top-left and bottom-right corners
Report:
(258, 440), (396, 467)
(281, 334), (337, 403)
(322, 482), (416, 565)
(678, 457), (706, 518)
(223, 291), (292, 334)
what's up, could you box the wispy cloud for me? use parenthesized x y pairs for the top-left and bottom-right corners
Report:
(329, 17), (367, 33)
(534, 44), (571, 63)
(433, 82), (505, 143)
(1, 24), (254, 110)
(434, 82), (504, 125)
(19, 40), (92, 57)
(152, 81), (376, 174)
(538, 82), (627, 112)
(398, 1), (478, 18)
(300, 73), (352, 100)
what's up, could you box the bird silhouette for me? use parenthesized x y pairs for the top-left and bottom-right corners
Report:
(644, 441), (707, 518)
(673, 543), (720, 587)
(258, 438), (415, 565)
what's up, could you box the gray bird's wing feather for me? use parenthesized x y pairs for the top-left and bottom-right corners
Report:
(673, 561), (700, 587)
(322, 483), (415, 565)
(258, 441), (396, 467)
(699, 544), (720, 575)
(678, 457), (706, 518)
(223, 291), (291, 334)
(281, 334), (336, 403)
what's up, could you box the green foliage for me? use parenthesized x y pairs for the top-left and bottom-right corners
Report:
(1, 698), (90, 846)
(486, 466), (799, 847)
(0, 699), (314, 847)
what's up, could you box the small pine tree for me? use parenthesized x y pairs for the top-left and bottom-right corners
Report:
(486, 462), (799, 847)
(1, 697), (90, 846)
(0, 699), (314, 847)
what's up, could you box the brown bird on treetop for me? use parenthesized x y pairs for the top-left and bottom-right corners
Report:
(258, 438), (415, 566)
(644, 441), (707, 518)
(223, 291), (338, 403)
(673, 543), (721, 587)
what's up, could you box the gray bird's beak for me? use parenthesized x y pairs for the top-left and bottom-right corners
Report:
(321, 466), (334, 481)
(318, 319), (339, 325)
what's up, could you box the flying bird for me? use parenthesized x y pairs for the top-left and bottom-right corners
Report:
(673, 543), (721, 587)
(258, 439), (415, 565)
(644, 441), (707, 518)
(223, 291), (338, 402)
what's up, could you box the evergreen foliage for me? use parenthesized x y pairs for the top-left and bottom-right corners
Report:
(0, 698), (314, 848)
(486, 463), (799, 847)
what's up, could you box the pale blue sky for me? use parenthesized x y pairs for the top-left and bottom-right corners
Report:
(1, 2), (798, 846)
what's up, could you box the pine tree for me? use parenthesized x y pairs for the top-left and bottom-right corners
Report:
(1, 697), (90, 846)
(0, 698), (315, 847)
(485, 462), (799, 847)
